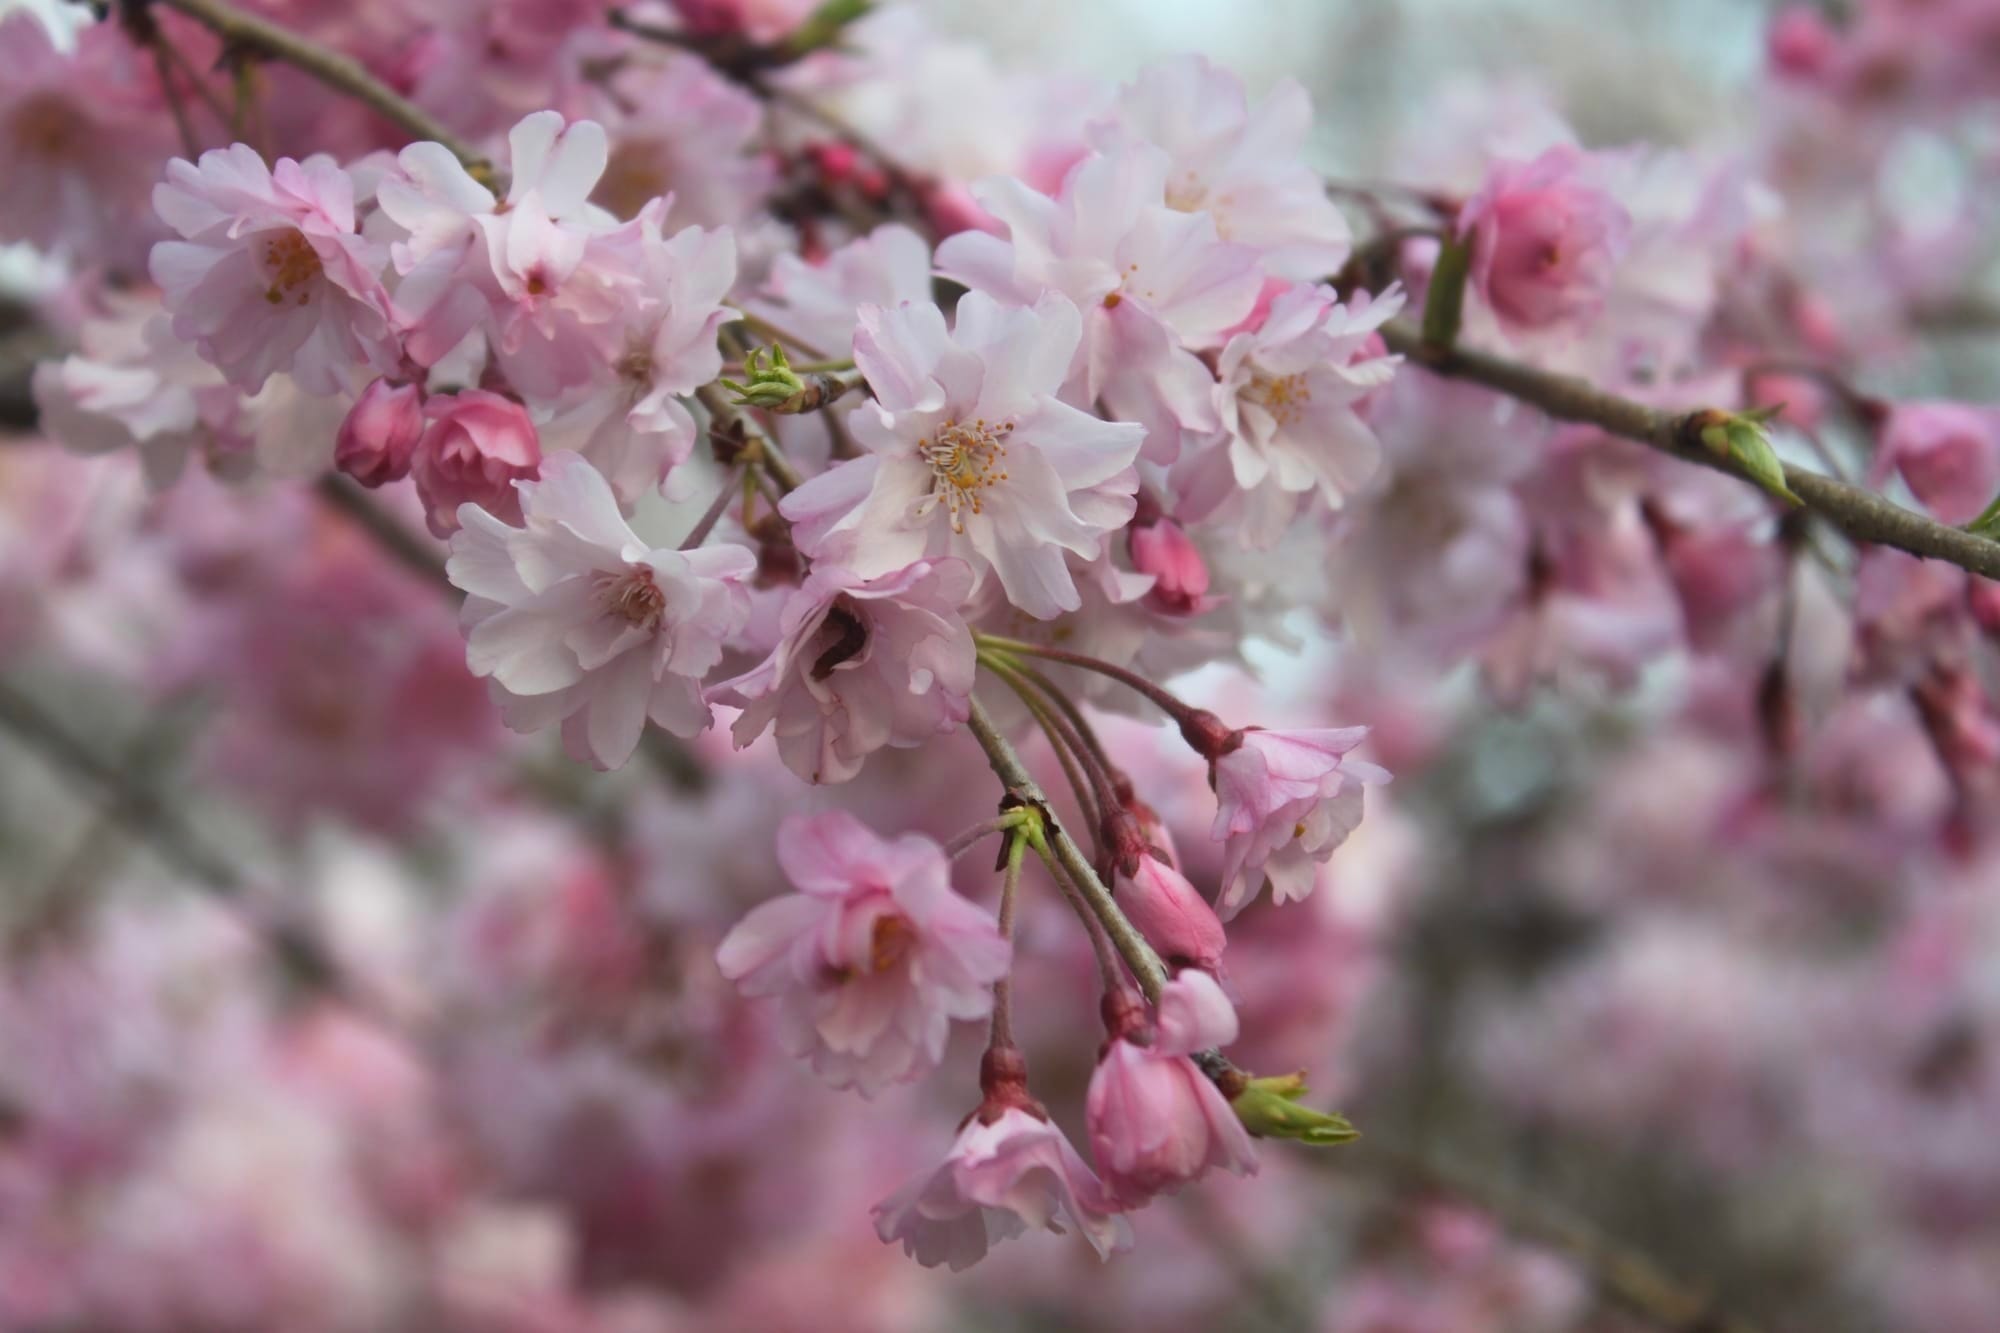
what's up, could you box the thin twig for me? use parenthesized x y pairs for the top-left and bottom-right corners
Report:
(1379, 322), (2000, 580)
(152, 0), (490, 174)
(963, 697), (1167, 1000)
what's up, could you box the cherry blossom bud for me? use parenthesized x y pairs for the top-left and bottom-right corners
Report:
(334, 379), (425, 487)
(413, 390), (543, 538)
(1086, 973), (1257, 1205)
(1128, 517), (1212, 616)
(1870, 403), (2000, 528)
(1458, 146), (1629, 337)
(1117, 853), (1227, 975)
(1768, 5), (1840, 81)
(1228, 1071), (1359, 1144)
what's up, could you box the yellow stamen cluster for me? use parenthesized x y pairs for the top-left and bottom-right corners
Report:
(1246, 370), (1312, 430)
(259, 229), (323, 307)
(915, 417), (1013, 533)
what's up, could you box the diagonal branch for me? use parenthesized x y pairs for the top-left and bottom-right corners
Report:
(1379, 322), (2000, 580)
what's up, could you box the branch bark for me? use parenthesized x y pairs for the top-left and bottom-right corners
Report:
(151, 0), (490, 174)
(1379, 322), (2000, 580)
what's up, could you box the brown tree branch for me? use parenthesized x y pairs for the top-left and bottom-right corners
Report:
(1380, 322), (2000, 580)
(149, 0), (490, 175)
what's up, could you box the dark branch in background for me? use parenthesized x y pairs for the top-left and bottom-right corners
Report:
(1379, 322), (2000, 580)
(141, 0), (491, 176)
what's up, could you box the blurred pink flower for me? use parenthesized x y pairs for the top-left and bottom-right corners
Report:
(335, 379), (427, 487)
(1869, 402), (2000, 528)
(1459, 146), (1630, 337)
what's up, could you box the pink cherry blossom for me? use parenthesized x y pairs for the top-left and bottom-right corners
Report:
(937, 146), (1264, 462)
(1126, 514), (1215, 616)
(1089, 54), (1352, 279)
(1869, 403), (2000, 528)
(0, 11), (177, 267)
(334, 378), (426, 487)
(1087, 972), (1258, 1205)
(1116, 852), (1229, 975)
(716, 559), (978, 784)
(445, 451), (754, 769)
(1181, 282), (1403, 544)
(591, 52), (775, 228)
(1459, 146), (1631, 338)
(1212, 726), (1390, 919)
(150, 145), (398, 394)
(747, 223), (935, 359)
(872, 1105), (1131, 1270)
(780, 292), (1144, 619)
(715, 811), (1009, 1095)
(537, 219), (737, 503)
(412, 389), (544, 537)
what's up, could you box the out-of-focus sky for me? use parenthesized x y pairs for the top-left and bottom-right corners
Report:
(927, 0), (1770, 168)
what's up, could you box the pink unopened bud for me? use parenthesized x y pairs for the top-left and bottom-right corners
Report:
(411, 389), (543, 538)
(1768, 6), (1840, 81)
(334, 378), (425, 487)
(1118, 854), (1228, 976)
(1128, 518), (1212, 616)
(923, 181), (991, 238)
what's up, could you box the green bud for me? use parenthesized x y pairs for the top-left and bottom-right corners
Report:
(785, 0), (873, 58)
(721, 344), (806, 410)
(1965, 491), (2000, 540)
(1696, 407), (1800, 506)
(1229, 1072), (1360, 1145)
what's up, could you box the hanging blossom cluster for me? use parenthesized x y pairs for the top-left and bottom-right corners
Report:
(7, 0), (2000, 1314)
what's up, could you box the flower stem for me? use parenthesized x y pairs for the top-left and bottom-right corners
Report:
(989, 827), (1029, 1048)
(678, 469), (741, 551)
(973, 635), (1236, 760)
(943, 808), (1037, 862)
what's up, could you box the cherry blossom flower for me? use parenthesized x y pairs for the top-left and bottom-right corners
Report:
(151, 145), (398, 395)
(1090, 54), (1352, 279)
(1869, 403), (2000, 528)
(873, 1105), (1131, 1270)
(1212, 726), (1390, 919)
(780, 292), (1145, 619)
(1458, 145), (1631, 339)
(937, 146), (1264, 462)
(1180, 283), (1403, 545)
(591, 52), (775, 228)
(412, 390), (544, 537)
(1087, 973), (1258, 1205)
(716, 559), (978, 784)
(334, 379), (426, 487)
(536, 220), (737, 503)
(445, 451), (754, 769)
(746, 223), (934, 358)
(715, 811), (1009, 1095)
(0, 10), (177, 266)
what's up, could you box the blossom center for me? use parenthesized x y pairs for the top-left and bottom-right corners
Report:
(601, 566), (666, 631)
(1165, 171), (1208, 215)
(869, 915), (915, 972)
(10, 93), (85, 160)
(1246, 371), (1311, 429)
(914, 417), (1013, 533)
(259, 229), (323, 307)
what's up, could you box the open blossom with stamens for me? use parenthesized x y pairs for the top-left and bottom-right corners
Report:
(444, 452), (754, 770)
(937, 146), (1263, 463)
(150, 145), (397, 395)
(715, 559), (978, 784)
(1179, 283), (1403, 545)
(715, 811), (1010, 1096)
(873, 1103), (1131, 1270)
(780, 292), (1144, 620)
(1089, 54), (1352, 280)
(1212, 727), (1390, 919)
(1087, 973), (1258, 1206)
